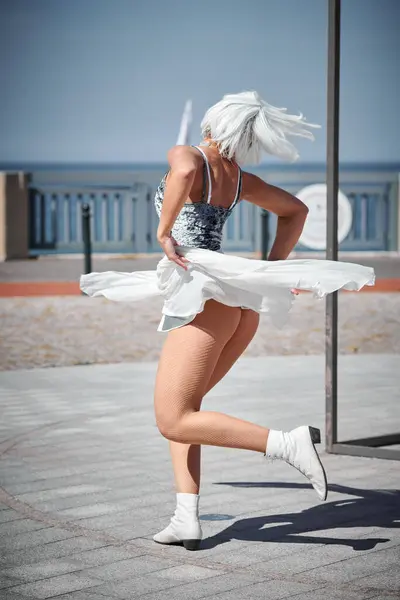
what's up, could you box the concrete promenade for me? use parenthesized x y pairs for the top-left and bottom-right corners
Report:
(0, 355), (399, 599)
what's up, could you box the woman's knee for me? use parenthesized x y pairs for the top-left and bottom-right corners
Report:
(155, 406), (195, 442)
(156, 417), (186, 443)
(156, 412), (177, 441)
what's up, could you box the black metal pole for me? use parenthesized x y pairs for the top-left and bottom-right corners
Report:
(261, 209), (269, 260)
(325, 0), (341, 452)
(82, 203), (92, 275)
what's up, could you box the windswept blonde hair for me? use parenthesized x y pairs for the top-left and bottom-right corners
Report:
(201, 91), (320, 165)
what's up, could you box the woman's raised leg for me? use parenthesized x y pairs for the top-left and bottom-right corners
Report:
(155, 299), (326, 498)
(154, 300), (269, 452)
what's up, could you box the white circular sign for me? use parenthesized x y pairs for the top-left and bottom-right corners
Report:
(297, 184), (352, 250)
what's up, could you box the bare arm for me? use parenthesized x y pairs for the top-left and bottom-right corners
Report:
(157, 146), (201, 241)
(242, 172), (309, 260)
(157, 146), (202, 268)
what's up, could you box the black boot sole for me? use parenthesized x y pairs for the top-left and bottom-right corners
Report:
(309, 426), (321, 444)
(153, 538), (201, 551)
(308, 426), (328, 501)
(183, 539), (201, 551)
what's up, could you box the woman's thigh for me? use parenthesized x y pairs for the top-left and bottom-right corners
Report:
(154, 300), (242, 429)
(205, 308), (260, 392)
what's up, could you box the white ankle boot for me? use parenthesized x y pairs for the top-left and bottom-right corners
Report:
(266, 426), (328, 501)
(153, 493), (202, 551)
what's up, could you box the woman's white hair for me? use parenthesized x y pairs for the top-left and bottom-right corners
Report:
(201, 91), (320, 165)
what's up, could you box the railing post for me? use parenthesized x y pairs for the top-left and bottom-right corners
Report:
(82, 203), (92, 275)
(261, 209), (269, 260)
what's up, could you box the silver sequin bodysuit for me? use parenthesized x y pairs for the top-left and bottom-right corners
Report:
(154, 146), (242, 252)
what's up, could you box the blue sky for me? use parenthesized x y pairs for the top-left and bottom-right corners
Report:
(0, 0), (399, 164)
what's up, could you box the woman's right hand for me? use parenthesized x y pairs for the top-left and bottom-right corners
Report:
(157, 234), (189, 270)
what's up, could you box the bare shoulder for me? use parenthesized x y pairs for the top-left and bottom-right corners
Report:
(241, 171), (268, 200)
(167, 145), (203, 171)
(241, 170), (307, 216)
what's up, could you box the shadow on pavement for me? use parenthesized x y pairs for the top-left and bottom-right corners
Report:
(201, 482), (399, 551)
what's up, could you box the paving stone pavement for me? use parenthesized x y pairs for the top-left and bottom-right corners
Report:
(0, 356), (399, 599)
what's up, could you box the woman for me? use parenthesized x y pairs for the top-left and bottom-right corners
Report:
(81, 91), (374, 551)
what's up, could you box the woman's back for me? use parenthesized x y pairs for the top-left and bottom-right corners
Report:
(186, 145), (242, 209)
(154, 145), (242, 252)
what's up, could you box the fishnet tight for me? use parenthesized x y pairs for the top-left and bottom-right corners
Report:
(154, 300), (269, 492)
(165, 305), (260, 493)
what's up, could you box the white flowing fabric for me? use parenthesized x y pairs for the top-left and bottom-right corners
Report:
(80, 248), (375, 330)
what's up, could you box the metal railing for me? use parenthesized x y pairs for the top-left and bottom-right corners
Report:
(28, 165), (399, 255)
(29, 185), (147, 254)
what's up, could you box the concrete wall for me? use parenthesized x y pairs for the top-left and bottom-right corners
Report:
(0, 174), (29, 260)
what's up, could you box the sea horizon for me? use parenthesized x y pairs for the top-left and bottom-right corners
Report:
(1, 160), (399, 173)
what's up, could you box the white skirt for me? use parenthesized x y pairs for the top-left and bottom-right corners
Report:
(80, 247), (375, 332)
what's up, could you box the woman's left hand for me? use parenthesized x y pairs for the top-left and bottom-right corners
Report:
(157, 234), (189, 270)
